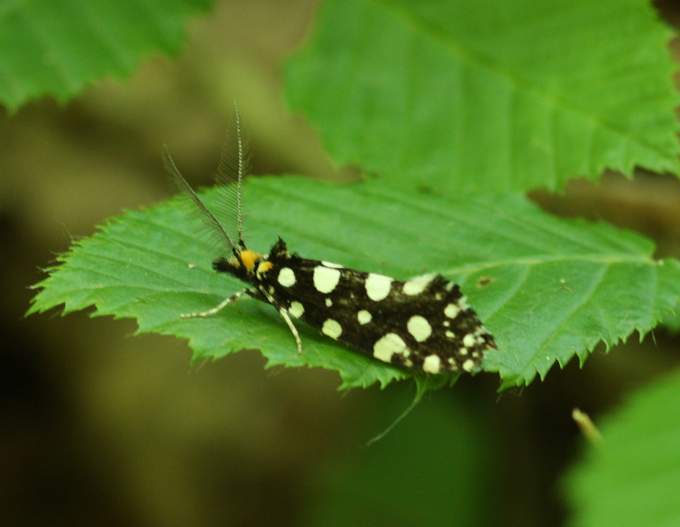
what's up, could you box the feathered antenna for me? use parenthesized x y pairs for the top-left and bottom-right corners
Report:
(234, 102), (245, 248)
(162, 145), (238, 251)
(214, 101), (250, 249)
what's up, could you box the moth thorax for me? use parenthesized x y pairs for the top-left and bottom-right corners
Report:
(255, 260), (273, 279)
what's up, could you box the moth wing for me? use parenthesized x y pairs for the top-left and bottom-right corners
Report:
(266, 257), (494, 373)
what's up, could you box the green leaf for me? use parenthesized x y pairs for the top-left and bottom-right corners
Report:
(564, 368), (680, 527)
(661, 307), (680, 333)
(29, 177), (680, 389)
(286, 0), (680, 192)
(0, 0), (212, 111)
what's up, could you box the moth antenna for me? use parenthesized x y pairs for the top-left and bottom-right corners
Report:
(162, 145), (238, 251)
(214, 102), (250, 249)
(233, 101), (245, 248)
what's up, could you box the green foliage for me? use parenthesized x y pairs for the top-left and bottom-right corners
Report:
(29, 177), (680, 389)
(0, 0), (212, 110)
(662, 309), (680, 333)
(286, 0), (680, 192)
(564, 368), (680, 526)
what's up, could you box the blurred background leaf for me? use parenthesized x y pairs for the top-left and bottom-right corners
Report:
(0, 0), (213, 111)
(29, 177), (680, 389)
(286, 0), (680, 193)
(564, 367), (680, 527)
(303, 387), (498, 527)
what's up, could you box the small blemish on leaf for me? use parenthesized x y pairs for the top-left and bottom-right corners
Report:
(477, 276), (493, 287)
(416, 184), (435, 195)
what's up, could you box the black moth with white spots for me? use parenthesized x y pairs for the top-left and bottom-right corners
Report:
(163, 108), (496, 375)
(214, 238), (496, 374)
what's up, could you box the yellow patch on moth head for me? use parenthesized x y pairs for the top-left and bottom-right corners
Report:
(239, 249), (262, 272)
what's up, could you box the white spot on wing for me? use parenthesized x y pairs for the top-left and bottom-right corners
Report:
(407, 315), (432, 342)
(463, 334), (475, 347)
(322, 319), (342, 340)
(444, 303), (460, 319)
(357, 310), (372, 325)
(423, 355), (441, 374)
(445, 330), (455, 338)
(289, 301), (304, 318)
(365, 273), (393, 301)
(278, 267), (296, 287)
(313, 266), (341, 293)
(462, 359), (475, 372)
(373, 333), (407, 363)
(325, 298), (333, 307)
(322, 260), (344, 269)
(403, 273), (435, 295)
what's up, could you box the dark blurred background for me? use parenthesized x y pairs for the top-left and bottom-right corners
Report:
(2, 1), (680, 525)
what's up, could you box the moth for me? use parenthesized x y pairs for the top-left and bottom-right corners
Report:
(164, 111), (496, 375)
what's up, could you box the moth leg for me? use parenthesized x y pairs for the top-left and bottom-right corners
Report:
(255, 286), (303, 354)
(181, 288), (253, 319)
(278, 307), (303, 354)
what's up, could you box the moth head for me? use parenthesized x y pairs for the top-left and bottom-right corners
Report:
(217, 248), (273, 279)
(233, 249), (261, 273)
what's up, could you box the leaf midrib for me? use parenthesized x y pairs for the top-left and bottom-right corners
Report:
(442, 253), (653, 275)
